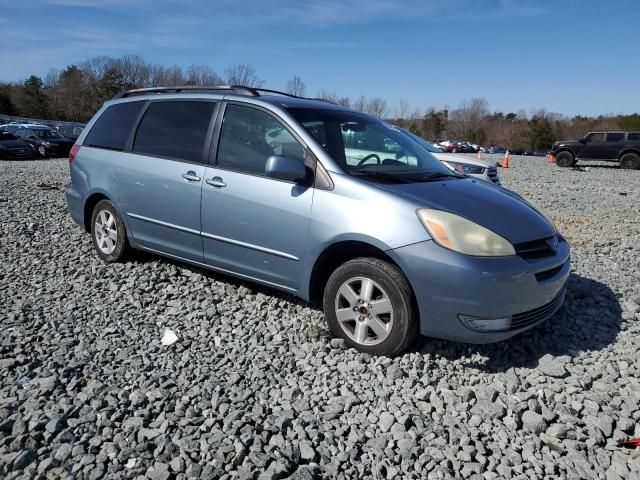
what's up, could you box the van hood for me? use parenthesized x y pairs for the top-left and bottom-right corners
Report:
(378, 178), (555, 244)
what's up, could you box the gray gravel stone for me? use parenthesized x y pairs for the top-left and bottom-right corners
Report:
(522, 411), (548, 434)
(0, 157), (638, 479)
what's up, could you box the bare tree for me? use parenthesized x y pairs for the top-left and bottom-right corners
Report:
(337, 97), (351, 107)
(366, 97), (387, 119)
(316, 90), (338, 103)
(353, 96), (367, 113)
(186, 64), (223, 86)
(286, 76), (306, 96)
(396, 99), (409, 120)
(225, 64), (264, 87)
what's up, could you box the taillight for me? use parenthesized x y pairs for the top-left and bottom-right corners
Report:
(68, 145), (80, 164)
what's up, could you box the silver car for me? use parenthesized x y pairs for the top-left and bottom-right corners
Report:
(66, 86), (569, 356)
(394, 127), (500, 185)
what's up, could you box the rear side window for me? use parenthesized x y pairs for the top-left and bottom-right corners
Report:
(84, 101), (144, 150)
(627, 132), (640, 141)
(133, 101), (215, 163)
(606, 132), (624, 142)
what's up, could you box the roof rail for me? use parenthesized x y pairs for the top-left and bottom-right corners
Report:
(111, 85), (260, 100)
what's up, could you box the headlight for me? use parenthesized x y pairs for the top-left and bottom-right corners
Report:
(43, 141), (51, 146)
(444, 161), (485, 175)
(417, 208), (515, 256)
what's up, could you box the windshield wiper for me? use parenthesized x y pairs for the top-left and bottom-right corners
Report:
(418, 172), (461, 181)
(350, 170), (414, 184)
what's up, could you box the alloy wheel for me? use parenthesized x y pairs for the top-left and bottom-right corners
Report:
(94, 210), (118, 255)
(334, 276), (394, 346)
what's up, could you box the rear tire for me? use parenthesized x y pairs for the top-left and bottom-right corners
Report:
(619, 152), (640, 170)
(555, 151), (575, 167)
(90, 200), (128, 263)
(323, 257), (417, 356)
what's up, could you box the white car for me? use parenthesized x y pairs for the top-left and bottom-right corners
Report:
(394, 128), (500, 185)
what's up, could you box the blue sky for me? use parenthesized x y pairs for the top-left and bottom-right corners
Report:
(1, 0), (638, 116)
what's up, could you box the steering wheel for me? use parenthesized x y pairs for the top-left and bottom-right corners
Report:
(357, 153), (381, 167)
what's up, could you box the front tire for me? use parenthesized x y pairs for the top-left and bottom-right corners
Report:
(90, 200), (128, 262)
(323, 258), (417, 356)
(555, 151), (575, 167)
(37, 145), (47, 158)
(619, 152), (640, 169)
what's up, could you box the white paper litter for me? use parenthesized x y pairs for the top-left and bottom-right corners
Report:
(161, 328), (178, 346)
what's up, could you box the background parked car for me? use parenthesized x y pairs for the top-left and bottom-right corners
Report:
(13, 125), (74, 158)
(56, 124), (85, 141)
(0, 131), (34, 160)
(489, 146), (507, 154)
(395, 128), (500, 185)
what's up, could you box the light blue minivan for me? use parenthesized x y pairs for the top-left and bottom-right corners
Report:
(66, 86), (570, 356)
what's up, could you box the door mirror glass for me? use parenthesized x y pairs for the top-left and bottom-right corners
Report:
(265, 155), (307, 182)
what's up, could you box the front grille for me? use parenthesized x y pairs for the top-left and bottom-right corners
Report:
(535, 264), (563, 282)
(511, 290), (565, 330)
(514, 236), (558, 260)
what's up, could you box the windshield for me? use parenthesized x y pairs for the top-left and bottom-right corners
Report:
(397, 128), (443, 153)
(287, 107), (458, 183)
(33, 128), (62, 139)
(0, 132), (18, 141)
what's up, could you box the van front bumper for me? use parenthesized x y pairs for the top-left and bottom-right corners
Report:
(388, 239), (570, 343)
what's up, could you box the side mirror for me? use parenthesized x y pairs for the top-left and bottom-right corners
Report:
(579, 137), (587, 144)
(265, 155), (307, 182)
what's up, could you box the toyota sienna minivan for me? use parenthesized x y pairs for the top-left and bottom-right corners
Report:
(66, 86), (570, 356)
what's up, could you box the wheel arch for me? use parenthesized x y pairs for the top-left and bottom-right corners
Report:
(83, 192), (111, 233)
(306, 240), (419, 316)
(618, 148), (640, 159)
(555, 147), (575, 157)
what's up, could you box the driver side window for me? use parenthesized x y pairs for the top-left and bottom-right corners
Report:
(587, 133), (605, 143)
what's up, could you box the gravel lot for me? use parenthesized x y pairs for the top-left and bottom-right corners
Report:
(1, 156), (639, 479)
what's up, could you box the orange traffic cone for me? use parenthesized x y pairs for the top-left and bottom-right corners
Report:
(502, 150), (510, 168)
(476, 150), (481, 159)
(548, 153), (555, 164)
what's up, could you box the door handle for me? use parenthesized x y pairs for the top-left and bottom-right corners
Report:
(182, 171), (201, 182)
(206, 177), (226, 188)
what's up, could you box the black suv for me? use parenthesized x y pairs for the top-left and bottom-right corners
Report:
(551, 131), (640, 169)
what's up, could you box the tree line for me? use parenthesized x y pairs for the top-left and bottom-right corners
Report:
(1, 54), (638, 149)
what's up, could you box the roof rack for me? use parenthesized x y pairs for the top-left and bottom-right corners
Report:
(111, 85), (303, 100)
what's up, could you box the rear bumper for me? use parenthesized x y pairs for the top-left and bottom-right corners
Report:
(388, 239), (570, 343)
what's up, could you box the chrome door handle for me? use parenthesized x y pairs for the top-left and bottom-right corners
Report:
(206, 177), (226, 188)
(182, 171), (201, 182)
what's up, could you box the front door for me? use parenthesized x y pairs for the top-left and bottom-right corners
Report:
(116, 100), (217, 262)
(581, 132), (607, 158)
(201, 103), (314, 291)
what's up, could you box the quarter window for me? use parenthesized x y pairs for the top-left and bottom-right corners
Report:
(606, 132), (624, 142)
(133, 101), (215, 163)
(217, 105), (306, 176)
(628, 132), (640, 141)
(84, 101), (144, 151)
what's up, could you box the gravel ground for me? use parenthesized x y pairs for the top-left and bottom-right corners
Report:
(1, 156), (639, 479)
